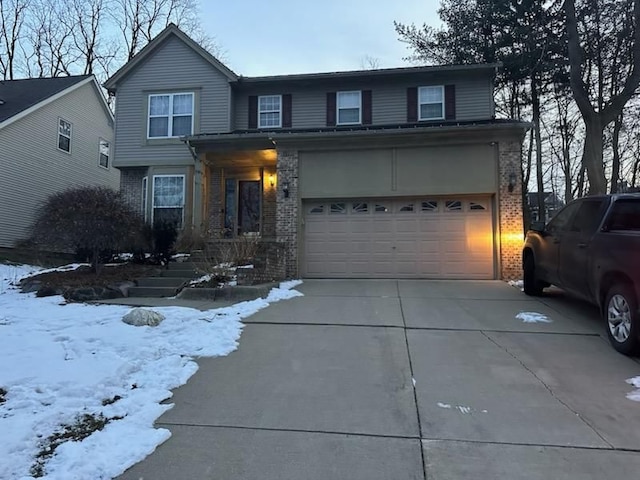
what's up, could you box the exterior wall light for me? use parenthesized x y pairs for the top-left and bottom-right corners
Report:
(269, 174), (275, 187)
(282, 180), (290, 198)
(508, 171), (517, 193)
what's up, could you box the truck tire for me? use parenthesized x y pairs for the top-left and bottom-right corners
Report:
(523, 255), (544, 296)
(605, 284), (639, 356)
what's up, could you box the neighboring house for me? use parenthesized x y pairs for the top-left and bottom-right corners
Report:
(0, 75), (119, 250)
(526, 192), (565, 222)
(104, 24), (529, 280)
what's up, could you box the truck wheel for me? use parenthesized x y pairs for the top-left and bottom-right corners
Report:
(605, 284), (639, 356)
(523, 256), (544, 296)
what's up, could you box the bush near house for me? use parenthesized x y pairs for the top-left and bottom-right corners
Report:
(30, 186), (142, 273)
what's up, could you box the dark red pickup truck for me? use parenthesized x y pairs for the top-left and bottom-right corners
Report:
(522, 194), (640, 355)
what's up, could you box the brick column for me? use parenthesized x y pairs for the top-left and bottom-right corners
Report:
(208, 166), (224, 237)
(498, 140), (525, 280)
(276, 149), (299, 278)
(119, 167), (147, 215)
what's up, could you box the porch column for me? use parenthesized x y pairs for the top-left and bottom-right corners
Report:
(498, 139), (525, 280)
(276, 149), (299, 278)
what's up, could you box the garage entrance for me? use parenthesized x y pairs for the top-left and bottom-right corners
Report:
(302, 196), (495, 279)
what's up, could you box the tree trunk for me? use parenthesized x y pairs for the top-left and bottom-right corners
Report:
(532, 79), (545, 222)
(582, 117), (607, 194)
(610, 114), (623, 193)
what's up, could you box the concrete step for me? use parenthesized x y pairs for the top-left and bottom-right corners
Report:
(161, 268), (199, 278)
(167, 260), (198, 270)
(136, 277), (189, 288)
(127, 286), (180, 297)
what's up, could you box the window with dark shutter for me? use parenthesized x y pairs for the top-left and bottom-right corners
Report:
(445, 85), (456, 120)
(282, 94), (292, 128)
(326, 92), (337, 126)
(407, 87), (418, 122)
(248, 95), (258, 129)
(362, 90), (372, 125)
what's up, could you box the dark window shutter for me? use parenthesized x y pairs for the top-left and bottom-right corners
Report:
(445, 85), (456, 120)
(282, 94), (292, 128)
(248, 95), (258, 129)
(362, 90), (372, 125)
(407, 87), (418, 122)
(326, 92), (336, 126)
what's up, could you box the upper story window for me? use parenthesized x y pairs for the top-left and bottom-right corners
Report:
(258, 95), (282, 128)
(337, 91), (361, 125)
(148, 92), (194, 138)
(58, 118), (72, 153)
(98, 139), (110, 168)
(418, 86), (445, 121)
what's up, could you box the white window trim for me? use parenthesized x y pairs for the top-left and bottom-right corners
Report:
(151, 174), (186, 226)
(258, 94), (282, 128)
(57, 117), (72, 154)
(337, 90), (362, 125)
(98, 138), (110, 169)
(142, 176), (148, 221)
(147, 93), (194, 139)
(418, 85), (445, 121)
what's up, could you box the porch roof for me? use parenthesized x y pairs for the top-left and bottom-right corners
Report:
(184, 119), (531, 152)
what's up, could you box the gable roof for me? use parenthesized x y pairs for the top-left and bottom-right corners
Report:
(0, 75), (91, 123)
(0, 75), (113, 130)
(104, 24), (237, 93)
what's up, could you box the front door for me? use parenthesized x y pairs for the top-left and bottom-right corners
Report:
(225, 179), (260, 236)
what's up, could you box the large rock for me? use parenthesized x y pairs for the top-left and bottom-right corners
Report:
(122, 308), (165, 327)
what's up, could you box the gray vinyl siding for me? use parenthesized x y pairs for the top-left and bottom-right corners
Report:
(113, 35), (232, 168)
(0, 82), (118, 248)
(233, 74), (494, 130)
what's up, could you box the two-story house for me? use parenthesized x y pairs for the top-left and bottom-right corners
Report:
(0, 75), (119, 251)
(104, 24), (529, 280)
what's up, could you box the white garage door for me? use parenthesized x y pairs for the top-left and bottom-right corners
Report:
(303, 197), (495, 279)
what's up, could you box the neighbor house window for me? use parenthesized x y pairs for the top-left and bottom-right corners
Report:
(418, 86), (444, 121)
(258, 95), (282, 128)
(148, 93), (194, 138)
(58, 118), (72, 152)
(98, 139), (110, 168)
(337, 91), (361, 125)
(152, 175), (185, 227)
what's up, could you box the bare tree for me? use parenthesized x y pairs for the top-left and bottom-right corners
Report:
(360, 55), (381, 70)
(0, 0), (30, 79)
(565, 0), (640, 194)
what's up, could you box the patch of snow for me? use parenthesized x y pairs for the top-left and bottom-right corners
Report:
(236, 264), (254, 269)
(437, 402), (452, 409)
(456, 405), (472, 414)
(280, 279), (303, 290)
(188, 274), (214, 286)
(412, 378), (416, 387)
(508, 279), (524, 291)
(516, 311), (552, 323)
(626, 376), (640, 402)
(0, 263), (301, 479)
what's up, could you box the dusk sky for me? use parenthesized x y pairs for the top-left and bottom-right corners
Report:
(200, 0), (441, 76)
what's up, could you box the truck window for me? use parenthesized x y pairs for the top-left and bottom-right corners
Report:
(569, 200), (605, 234)
(605, 199), (640, 231)
(546, 201), (581, 235)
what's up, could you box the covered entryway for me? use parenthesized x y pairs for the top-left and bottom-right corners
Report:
(302, 196), (494, 279)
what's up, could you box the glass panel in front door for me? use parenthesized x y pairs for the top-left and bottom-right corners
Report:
(224, 179), (236, 237)
(238, 181), (260, 235)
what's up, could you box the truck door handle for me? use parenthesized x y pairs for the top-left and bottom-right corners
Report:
(577, 243), (587, 248)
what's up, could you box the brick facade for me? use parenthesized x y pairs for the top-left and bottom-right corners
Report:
(262, 166), (277, 238)
(275, 149), (299, 278)
(119, 167), (147, 216)
(498, 140), (525, 280)
(207, 166), (224, 235)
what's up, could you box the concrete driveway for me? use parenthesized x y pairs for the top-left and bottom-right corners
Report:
(120, 280), (640, 479)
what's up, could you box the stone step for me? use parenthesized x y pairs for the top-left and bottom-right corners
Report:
(167, 260), (198, 270)
(136, 277), (189, 288)
(127, 286), (181, 297)
(161, 268), (199, 278)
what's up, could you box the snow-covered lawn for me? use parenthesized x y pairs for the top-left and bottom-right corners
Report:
(0, 263), (302, 479)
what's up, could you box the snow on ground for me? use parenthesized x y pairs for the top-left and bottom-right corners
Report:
(0, 263), (303, 480)
(627, 377), (640, 402)
(516, 311), (552, 323)
(508, 279), (524, 291)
